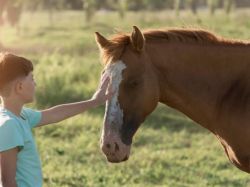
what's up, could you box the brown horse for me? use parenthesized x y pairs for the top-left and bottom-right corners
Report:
(95, 26), (250, 173)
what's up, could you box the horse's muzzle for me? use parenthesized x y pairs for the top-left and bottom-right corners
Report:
(100, 138), (131, 163)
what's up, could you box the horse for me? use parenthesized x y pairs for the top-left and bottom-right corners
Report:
(95, 26), (250, 173)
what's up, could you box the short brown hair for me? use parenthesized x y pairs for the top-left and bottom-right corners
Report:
(0, 52), (33, 94)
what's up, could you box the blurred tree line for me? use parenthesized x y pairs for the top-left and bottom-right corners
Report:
(0, 0), (249, 26)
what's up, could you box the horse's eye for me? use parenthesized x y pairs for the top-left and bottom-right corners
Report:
(128, 80), (139, 88)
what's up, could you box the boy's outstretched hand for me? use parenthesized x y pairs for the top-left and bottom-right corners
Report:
(91, 73), (114, 105)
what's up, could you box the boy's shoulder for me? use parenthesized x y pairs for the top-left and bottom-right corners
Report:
(0, 107), (18, 128)
(0, 116), (18, 129)
(0, 107), (41, 129)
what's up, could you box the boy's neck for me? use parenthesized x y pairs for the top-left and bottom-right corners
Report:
(1, 97), (24, 117)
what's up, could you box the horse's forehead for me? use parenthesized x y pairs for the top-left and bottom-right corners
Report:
(104, 60), (127, 128)
(105, 60), (127, 78)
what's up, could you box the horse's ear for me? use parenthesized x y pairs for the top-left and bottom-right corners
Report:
(130, 26), (145, 52)
(95, 32), (112, 50)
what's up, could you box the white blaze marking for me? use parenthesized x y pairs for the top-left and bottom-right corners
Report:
(105, 60), (126, 129)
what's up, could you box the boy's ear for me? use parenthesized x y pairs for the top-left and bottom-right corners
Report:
(14, 81), (22, 94)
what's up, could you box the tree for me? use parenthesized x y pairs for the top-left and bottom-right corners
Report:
(224, 0), (234, 14)
(0, 0), (7, 25)
(0, 0), (23, 27)
(126, 0), (147, 11)
(174, 0), (181, 16)
(187, 0), (199, 14)
(207, 0), (219, 15)
(6, 0), (23, 27)
(83, 0), (96, 23)
(117, 0), (127, 19)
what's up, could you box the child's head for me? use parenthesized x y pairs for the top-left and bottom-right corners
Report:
(0, 52), (36, 103)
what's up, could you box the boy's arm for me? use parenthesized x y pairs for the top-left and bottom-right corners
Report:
(37, 74), (113, 127)
(37, 99), (98, 126)
(0, 148), (18, 187)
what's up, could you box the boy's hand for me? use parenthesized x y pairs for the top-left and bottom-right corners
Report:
(91, 73), (113, 105)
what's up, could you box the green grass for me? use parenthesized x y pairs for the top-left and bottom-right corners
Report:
(1, 9), (250, 186)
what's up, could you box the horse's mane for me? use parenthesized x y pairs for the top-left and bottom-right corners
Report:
(102, 28), (249, 65)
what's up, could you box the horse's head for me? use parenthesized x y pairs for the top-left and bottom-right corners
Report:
(95, 26), (160, 163)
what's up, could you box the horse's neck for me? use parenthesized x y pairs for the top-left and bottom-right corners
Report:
(148, 42), (250, 132)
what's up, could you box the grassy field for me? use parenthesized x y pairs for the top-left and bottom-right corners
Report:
(1, 9), (250, 186)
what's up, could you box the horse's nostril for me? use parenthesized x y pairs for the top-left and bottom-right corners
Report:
(115, 142), (119, 152)
(106, 144), (111, 149)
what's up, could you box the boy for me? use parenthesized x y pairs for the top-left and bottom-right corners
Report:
(0, 52), (113, 187)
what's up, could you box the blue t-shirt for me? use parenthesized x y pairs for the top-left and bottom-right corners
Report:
(0, 107), (42, 187)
